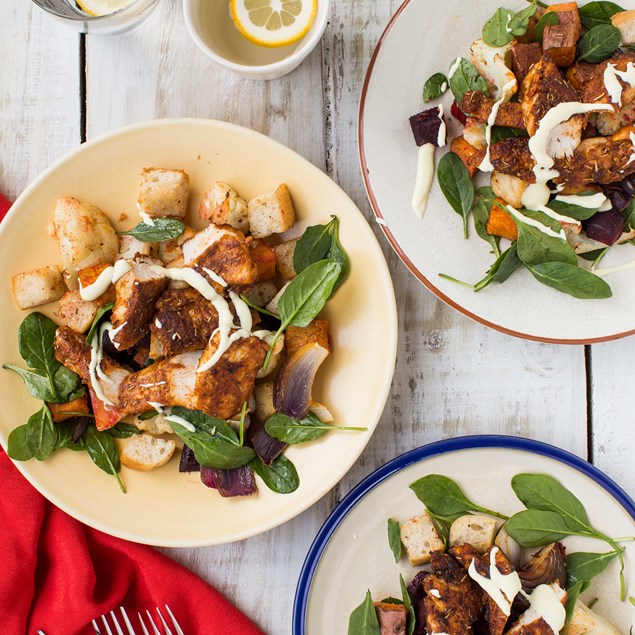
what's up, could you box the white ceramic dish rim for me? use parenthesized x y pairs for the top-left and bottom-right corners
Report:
(0, 117), (398, 547)
(292, 435), (635, 634)
(182, 0), (330, 76)
(357, 0), (635, 345)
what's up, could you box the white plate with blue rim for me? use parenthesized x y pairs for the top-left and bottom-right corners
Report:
(293, 435), (635, 634)
(359, 0), (635, 344)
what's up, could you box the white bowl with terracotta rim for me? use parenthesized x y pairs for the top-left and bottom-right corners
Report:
(358, 0), (635, 344)
(0, 118), (397, 546)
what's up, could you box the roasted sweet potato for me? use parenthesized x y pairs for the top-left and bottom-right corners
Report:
(48, 394), (90, 423)
(487, 201), (518, 241)
(511, 42), (542, 81)
(77, 262), (116, 305)
(450, 136), (480, 177)
(250, 240), (277, 281)
(285, 320), (331, 356)
(543, 2), (581, 68)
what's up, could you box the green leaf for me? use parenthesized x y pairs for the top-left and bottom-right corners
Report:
(26, 406), (58, 461)
(505, 509), (580, 547)
(423, 73), (449, 102)
(85, 302), (114, 345)
(387, 518), (402, 563)
(3, 365), (58, 402)
(18, 312), (59, 375)
(564, 579), (585, 624)
(508, 0), (538, 36)
(624, 198), (635, 232)
(7, 425), (34, 461)
(513, 212), (577, 267)
(476, 244), (522, 291)
(533, 11), (560, 43)
(106, 422), (142, 438)
(448, 58), (489, 105)
(546, 195), (603, 221)
(578, 25), (622, 63)
(348, 591), (381, 635)
(490, 126), (529, 144)
(264, 411), (366, 444)
(482, 7), (515, 47)
(472, 198), (500, 257)
(251, 455), (300, 494)
(137, 410), (158, 421)
(527, 262), (613, 299)
(579, 1), (624, 29)
(400, 574), (416, 635)
(293, 220), (335, 274)
(118, 217), (185, 242)
(327, 216), (350, 291)
(52, 365), (83, 403)
(567, 550), (620, 586)
(85, 426), (125, 492)
(55, 419), (88, 451)
(437, 152), (475, 238)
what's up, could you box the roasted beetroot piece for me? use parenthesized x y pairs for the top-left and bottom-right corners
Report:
(200, 466), (217, 489)
(451, 100), (468, 125)
(251, 426), (287, 466)
(602, 183), (631, 213)
(407, 571), (429, 602)
(413, 597), (428, 635)
(585, 209), (625, 245)
(409, 107), (445, 147)
(621, 173), (635, 198)
(210, 465), (257, 498)
(179, 445), (200, 472)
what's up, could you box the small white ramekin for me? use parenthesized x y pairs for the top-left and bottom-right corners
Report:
(183, 0), (330, 81)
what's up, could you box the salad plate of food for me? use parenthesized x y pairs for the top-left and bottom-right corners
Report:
(0, 118), (397, 546)
(293, 436), (635, 634)
(359, 0), (635, 343)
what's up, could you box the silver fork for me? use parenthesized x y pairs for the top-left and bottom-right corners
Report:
(92, 605), (184, 635)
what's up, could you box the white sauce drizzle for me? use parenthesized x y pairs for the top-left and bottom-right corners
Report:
(108, 321), (127, 350)
(440, 82), (447, 93)
(604, 62), (635, 106)
(628, 132), (635, 166)
(468, 548), (522, 616)
(89, 323), (115, 406)
(448, 57), (462, 79)
(165, 414), (196, 433)
(79, 259), (131, 301)
(537, 205), (581, 229)
(202, 267), (228, 288)
(139, 381), (166, 388)
(523, 585), (566, 634)
(522, 182), (551, 210)
(479, 80), (517, 173)
(139, 211), (156, 226)
(411, 144), (436, 219)
(429, 589), (441, 598)
(554, 193), (607, 209)
(155, 318), (163, 329)
(594, 259), (635, 277)
(437, 104), (447, 147)
(506, 205), (565, 239)
(148, 401), (164, 412)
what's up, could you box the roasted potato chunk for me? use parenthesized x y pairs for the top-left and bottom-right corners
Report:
(12, 265), (65, 310)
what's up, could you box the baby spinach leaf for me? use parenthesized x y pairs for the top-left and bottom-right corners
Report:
(475, 244), (522, 291)
(579, 1), (624, 29)
(52, 365), (83, 403)
(264, 411), (366, 444)
(7, 424), (34, 461)
(251, 455), (299, 494)
(514, 214), (577, 267)
(86, 302), (114, 345)
(18, 312), (59, 374)
(533, 11), (560, 43)
(55, 420), (87, 451)
(348, 591), (381, 635)
(85, 426), (125, 493)
(483, 7), (515, 47)
(564, 579), (586, 624)
(527, 262), (613, 299)
(170, 407), (240, 445)
(547, 194), (602, 221)
(624, 199), (635, 231)
(410, 474), (507, 519)
(509, 0), (538, 36)
(578, 25), (622, 63)
(567, 550), (620, 586)
(293, 220), (335, 274)
(505, 509), (580, 547)
(137, 410), (158, 421)
(472, 198), (501, 257)
(437, 152), (475, 238)
(448, 58), (489, 104)
(423, 73), (449, 102)
(239, 294), (279, 319)
(328, 216), (350, 291)
(106, 422), (142, 438)
(26, 406), (58, 461)
(387, 518), (402, 563)
(3, 365), (58, 402)
(490, 126), (529, 144)
(400, 574), (416, 635)
(118, 217), (185, 242)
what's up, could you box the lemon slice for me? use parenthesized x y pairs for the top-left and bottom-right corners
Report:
(230, 0), (317, 48)
(75, 0), (136, 17)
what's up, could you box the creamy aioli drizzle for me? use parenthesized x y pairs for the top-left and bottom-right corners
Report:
(468, 548), (522, 616)
(164, 414), (196, 432)
(628, 132), (635, 166)
(448, 57), (462, 79)
(437, 104), (447, 147)
(79, 259), (131, 301)
(506, 205), (565, 239)
(554, 192), (607, 209)
(594, 259), (635, 277)
(524, 585), (566, 634)
(604, 62), (635, 106)
(139, 211), (156, 226)
(155, 318), (163, 329)
(537, 205), (581, 229)
(479, 80), (517, 172)
(89, 323), (115, 406)
(108, 321), (127, 349)
(411, 144), (436, 219)
(202, 267), (228, 288)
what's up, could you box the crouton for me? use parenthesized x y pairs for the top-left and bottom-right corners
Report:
(12, 265), (66, 310)
(137, 168), (190, 220)
(244, 280), (279, 308)
(449, 514), (499, 552)
(494, 526), (523, 567)
(199, 182), (249, 233)
(612, 10), (635, 46)
(247, 184), (296, 239)
(133, 413), (174, 435)
(119, 234), (151, 260)
(374, 603), (408, 635)
(562, 601), (621, 635)
(451, 136), (481, 178)
(118, 433), (176, 471)
(253, 382), (276, 422)
(273, 240), (298, 280)
(57, 290), (101, 334)
(487, 201), (518, 241)
(48, 394), (90, 423)
(510, 42), (542, 81)
(250, 240), (277, 281)
(491, 172), (529, 208)
(286, 320), (331, 356)
(400, 512), (445, 566)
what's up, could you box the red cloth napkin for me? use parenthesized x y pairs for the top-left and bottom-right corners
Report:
(0, 193), (265, 635)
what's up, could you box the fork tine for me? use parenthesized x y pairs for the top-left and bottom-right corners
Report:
(101, 615), (114, 635)
(155, 607), (174, 635)
(164, 606), (185, 635)
(92, 620), (103, 635)
(120, 607), (136, 635)
(137, 613), (151, 635)
(145, 610), (162, 635)
(110, 611), (125, 635)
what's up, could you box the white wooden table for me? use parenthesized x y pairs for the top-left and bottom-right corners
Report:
(2, 2), (633, 633)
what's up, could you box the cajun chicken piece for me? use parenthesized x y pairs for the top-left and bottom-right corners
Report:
(506, 584), (567, 635)
(110, 256), (167, 351)
(521, 55), (587, 159)
(470, 137), (537, 183)
(150, 288), (220, 358)
(451, 544), (516, 635)
(461, 91), (526, 129)
(565, 61), (598, 93)
(423, 551), (483, 635)
(182, 223), (258, 289)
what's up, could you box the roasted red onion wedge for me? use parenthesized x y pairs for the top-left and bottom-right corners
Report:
(201, 465), (257, 497)
(518, 542), (567, 592)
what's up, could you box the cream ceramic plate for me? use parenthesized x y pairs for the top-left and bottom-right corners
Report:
(359, 0), (635, 344)
(294, 437), (635, 634)
(0, 119), (397, 546)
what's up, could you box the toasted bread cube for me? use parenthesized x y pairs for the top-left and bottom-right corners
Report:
(286, 320), (331, 357)
(488, 201), (518, 241)
(510, 42), (542, 81)
(248, 184), (296, 239)
(451, 136), (481, 178)
(48, 394), (90, 423)
(612, 10), (635, 46)
(138, 168), (190, 220)
(253, 381), (276, 421)
(134, 413), (174, 435)
(199, 182), (249, 233)
(449, 514), (499, 552)
(12, 265), (66, 310)
(57, 291), (101, 333)
(244, 280), (279, 308)
(273, 240), (298, 280)
(250, 240), (277, 281)
(400, 512), (444, 566)
(491, 172), (528, 209)
(374, 603), (408, 635)
(119, 234), (152, 260)
(562, 601), (620, 635)
(118, 433), (176, 471)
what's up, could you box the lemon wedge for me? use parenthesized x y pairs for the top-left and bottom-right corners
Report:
(75, 0), (136, 17)
(230, 0), (317, 48)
